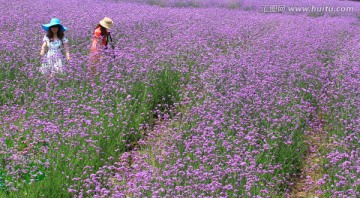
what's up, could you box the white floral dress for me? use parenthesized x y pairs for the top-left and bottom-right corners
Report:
(40, 35), (68, 74)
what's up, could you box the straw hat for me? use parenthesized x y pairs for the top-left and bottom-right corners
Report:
(42, 18), (67, 32)
(99, 17), (113, 29)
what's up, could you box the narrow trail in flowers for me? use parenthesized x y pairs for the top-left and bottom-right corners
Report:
(123, 119), (174, 198)
(291, 113), (328, 197)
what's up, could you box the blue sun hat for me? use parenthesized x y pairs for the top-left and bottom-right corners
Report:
(42, 18), (67, 32)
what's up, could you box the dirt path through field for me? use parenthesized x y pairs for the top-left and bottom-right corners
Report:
(290, 114), (328, 198)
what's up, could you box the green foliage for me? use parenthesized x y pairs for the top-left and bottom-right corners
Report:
(147, 0), (165, 7)
(228, 2), (240, 10)
(149, 68), (183, 113)
(174, 1), (200, 8)
(308, 12), (325, 18)
(242, 6), (256, 11)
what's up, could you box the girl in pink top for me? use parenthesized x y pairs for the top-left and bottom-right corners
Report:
(90, 17), (114, 74)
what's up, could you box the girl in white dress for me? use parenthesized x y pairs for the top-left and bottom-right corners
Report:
(40, 18), (70, 75)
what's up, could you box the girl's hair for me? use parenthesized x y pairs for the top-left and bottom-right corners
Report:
(46, 25), (64, 41)
(95, 24), (107, 36)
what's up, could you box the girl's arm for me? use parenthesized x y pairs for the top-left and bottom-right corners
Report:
(63, 43), (70, 60)
(40, 42), (47, 56)
(91, 28), (102, 53)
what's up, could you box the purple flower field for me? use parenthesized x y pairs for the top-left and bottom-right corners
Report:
(0, 0), (359, 197)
